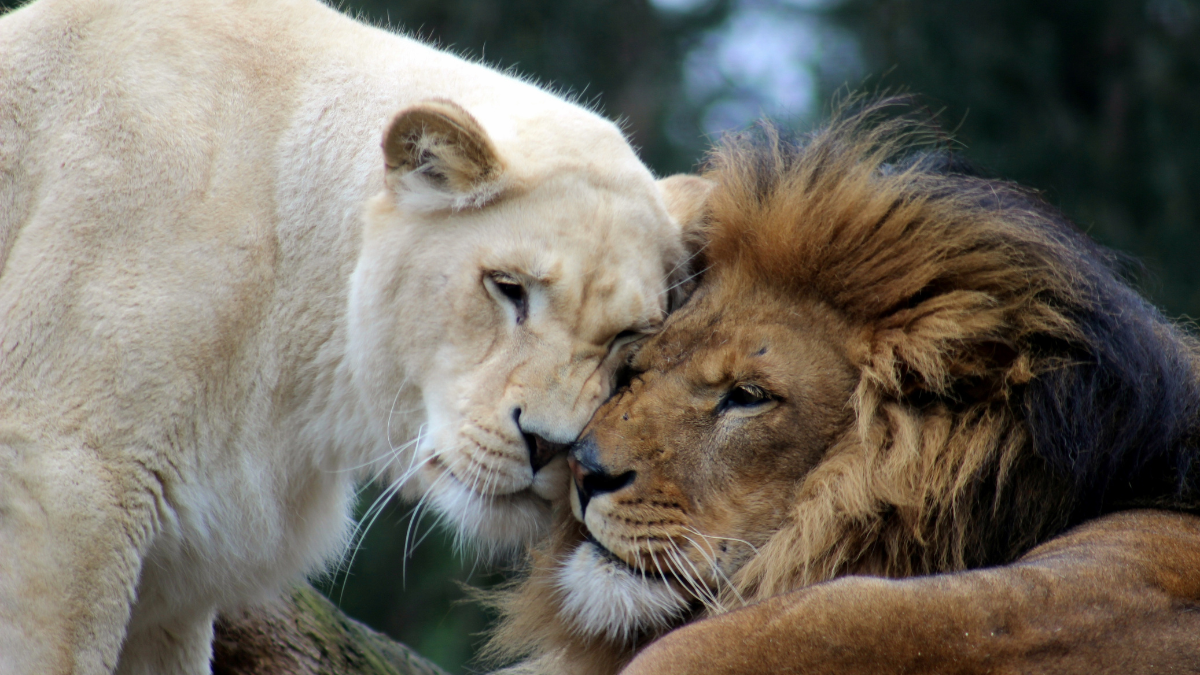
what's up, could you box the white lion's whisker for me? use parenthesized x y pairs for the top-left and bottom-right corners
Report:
(403, 458), (450, 566)
(337, 425), (433, 593)
(660, 243), (709, 289)
(337, 474), (407, 602)
(657, 263), (711, 299)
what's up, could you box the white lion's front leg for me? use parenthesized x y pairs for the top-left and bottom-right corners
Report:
(115, 610), (216, 675)
(0, 439), (155, 675)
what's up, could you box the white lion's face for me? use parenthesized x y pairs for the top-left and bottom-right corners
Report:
(348, 169), (690, 555)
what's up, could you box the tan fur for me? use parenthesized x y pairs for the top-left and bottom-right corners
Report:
(486, 107), (1200, 673)
(0, 1), (706, 673)
(623, 510), (1200, 675)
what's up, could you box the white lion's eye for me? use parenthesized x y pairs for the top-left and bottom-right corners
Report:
(487, 272), (528, 324)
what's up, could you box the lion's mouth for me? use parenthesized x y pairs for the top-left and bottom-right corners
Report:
(583, 532), (673, 582)
(523, 432), (570, 473)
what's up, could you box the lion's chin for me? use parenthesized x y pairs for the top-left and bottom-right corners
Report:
(423, 469), (555, 560)
(404, 449), (570, 558)
(555, 541), (692, 644)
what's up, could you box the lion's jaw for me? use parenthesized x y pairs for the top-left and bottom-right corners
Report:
(348, 170), (685, 555)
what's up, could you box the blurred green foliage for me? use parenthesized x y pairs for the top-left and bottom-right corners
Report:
(832, 0), (1200, 315)
(315, 485), (505, 674)
(317, 0), (1200, 672)
(340, 0), (730, 172)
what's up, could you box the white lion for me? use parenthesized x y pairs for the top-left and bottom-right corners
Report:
(0, 1), (709, 673)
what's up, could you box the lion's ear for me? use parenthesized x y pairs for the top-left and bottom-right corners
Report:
(657, 174), (712, 232)
(382, 99), (507, 212)
(656, 174), (714, 311)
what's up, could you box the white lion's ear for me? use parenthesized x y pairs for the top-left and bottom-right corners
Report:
(382, 99), (507, 212)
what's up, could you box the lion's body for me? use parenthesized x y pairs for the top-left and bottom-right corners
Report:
(489, 109), (1200, 674)
(0, 1), (694, 673)
(624, 509), (1200, 675)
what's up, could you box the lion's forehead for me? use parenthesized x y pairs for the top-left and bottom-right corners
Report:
(535, 172), (676, 245)
(526, 231), (674, 339)
(637, 282), (855, 374)
(633, 308), (769, 378)
(558, 265), (666, 345)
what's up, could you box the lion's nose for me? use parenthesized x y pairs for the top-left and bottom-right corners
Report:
(569, 434), (636, 515)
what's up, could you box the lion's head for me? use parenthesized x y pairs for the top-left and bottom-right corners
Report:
(487, 104), (1200, 674)
(346, 100), (711, 556)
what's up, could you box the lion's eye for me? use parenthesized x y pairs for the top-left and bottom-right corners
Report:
(719, 384), (772, 413)
(488, 273), (528, 324)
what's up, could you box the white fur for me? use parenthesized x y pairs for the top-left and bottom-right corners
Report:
(0, 1), (690, 673)
(394, 159), (507, 212)
(556, 543), (692, 643)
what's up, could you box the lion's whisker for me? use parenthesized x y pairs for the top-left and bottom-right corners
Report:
(403, 461), (452, 573)
(665, 543), (723, 613)
(674, 544), (723, 610)
(456, 462), (490, 557)
(662, 242), (705, 280)
(634, 535), (649, 581)
(678, 532), (745, 608)
(682, 526), (760, 556)
(662, 545), (704, 607)
(408, 497), (444, 554)
(338, 462), (414, 601)
(340, 426), (430, 578)
(648, 544), (670, 586)
(334, 415), (423, 478)
(385, 380), (407, 449)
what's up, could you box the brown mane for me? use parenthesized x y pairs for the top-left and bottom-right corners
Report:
(485, 102), (1200, 674)
(714, 106), (1200, 597)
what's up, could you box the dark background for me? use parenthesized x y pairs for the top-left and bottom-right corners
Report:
(310, 0), (1200, 672)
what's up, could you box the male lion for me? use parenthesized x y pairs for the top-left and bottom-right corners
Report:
(488, 108), (1200, 674)
(0, 1), (709, 673)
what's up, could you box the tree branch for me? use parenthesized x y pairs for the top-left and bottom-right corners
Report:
(212, 584), (448, 675)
